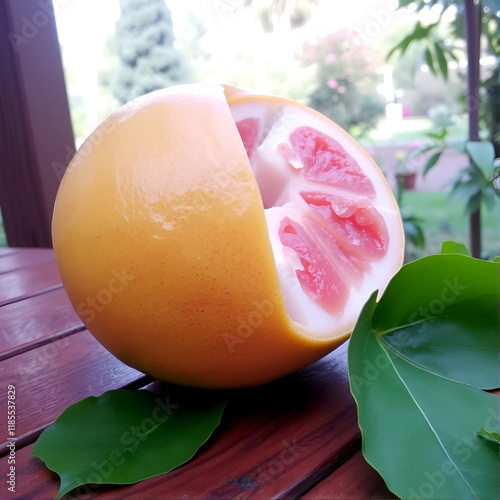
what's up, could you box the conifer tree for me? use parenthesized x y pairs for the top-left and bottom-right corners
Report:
(112, 0), (190, 104)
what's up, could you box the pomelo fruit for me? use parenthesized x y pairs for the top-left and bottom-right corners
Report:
(52, 83), (404, 389)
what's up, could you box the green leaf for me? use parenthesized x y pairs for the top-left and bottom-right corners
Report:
(425, 47), (436, 75)
(482, 185), (498, 212)
(409, 144), (438, 159)
(440, 241), (471, 256)
(426, 128), (448, 141)
(434, 42), (448, 80)
(348, 255), (500, 500)
(370, 255), (499, 389)
(31, 389), (228, 499)
(423, 150), (443, 175)
(449, 178), (482, 208)
(465, 141), (496, 177)
(403, 215), (425, 250)
(465, 191), (482, 215)
(386, 21), (433, 59)
(477, 428), (500, 445)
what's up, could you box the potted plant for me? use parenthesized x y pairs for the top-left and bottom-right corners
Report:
(394, 150), (417, 190)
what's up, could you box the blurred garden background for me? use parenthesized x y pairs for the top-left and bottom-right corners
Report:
(1, 0), (498, 260)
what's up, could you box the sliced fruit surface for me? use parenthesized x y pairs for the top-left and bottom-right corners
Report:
(229, 94), (404, 338)
(52, 83), (404, 389)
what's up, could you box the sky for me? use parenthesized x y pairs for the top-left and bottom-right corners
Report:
(53, 0), (417, 136)
(54, 0), (415, 85)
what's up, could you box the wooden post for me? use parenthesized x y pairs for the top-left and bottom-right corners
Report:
(464, 0), (482, 258)
(0, 0), (74, 247)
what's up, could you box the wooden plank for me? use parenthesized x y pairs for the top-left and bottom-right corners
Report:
(0, 287), (83, 361)
(3, 443), (62, 500)
(8, 343), (363, 499)
(0, 260), (62, 306)
(0, 248), (54, 275)
(0, 0), (74, 247)
(0, 248), (20, 258)
(0, 331), (145, 455)
(303, 451), (396, 499)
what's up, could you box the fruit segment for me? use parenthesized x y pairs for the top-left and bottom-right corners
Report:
(230, 96), (402, 335)
(290, 126), (376, 197)
(300, 192), (389, 261)
(279, 217), (349, 317)
(236, 117), (259, 160)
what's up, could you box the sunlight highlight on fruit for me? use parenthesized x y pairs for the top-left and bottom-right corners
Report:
(52, 83), (404, 389)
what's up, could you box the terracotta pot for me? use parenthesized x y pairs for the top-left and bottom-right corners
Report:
(397, 172), (417, 190)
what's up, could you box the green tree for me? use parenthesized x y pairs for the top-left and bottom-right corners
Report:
(111, 0), (190, 104)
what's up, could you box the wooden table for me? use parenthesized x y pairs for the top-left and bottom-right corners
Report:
(0, 247), (395, 499)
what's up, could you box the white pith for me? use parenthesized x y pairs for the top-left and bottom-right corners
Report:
(230, 100), (404, 339)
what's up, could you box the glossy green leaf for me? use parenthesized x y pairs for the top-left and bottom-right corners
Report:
(348, 255), (500, 500)
(371, 255), (499, 389)
(466, 141), (495, 177)
(477, 428), (500, 445)
(31, 389), (228, 499)
(440, 241), (471, 256)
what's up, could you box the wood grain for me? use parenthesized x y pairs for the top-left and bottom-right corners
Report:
(0, 260), (62, 306)
(0, 287), (83, 361)
(0, 248), (54, 275)
(0, 248), (20, 257)
(8, 343), (367, 500)
(0, 0), (74, 247)
(0, 331), (145, 455)
(303, 450), (396, 499)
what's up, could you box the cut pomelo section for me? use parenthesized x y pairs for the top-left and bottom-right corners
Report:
(52, 83), (404, 389)
(229, 94), (403, 337)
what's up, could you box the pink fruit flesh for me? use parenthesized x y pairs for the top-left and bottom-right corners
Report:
(235, 119), (389, 317)
(236, 118), (259, 160)
(279, 217), (348, 316)
(290, 126), (376, 197)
